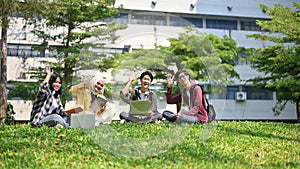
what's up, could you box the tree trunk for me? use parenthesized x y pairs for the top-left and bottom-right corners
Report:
(0, 22), (8, 125)
(297, 100), (300, 123)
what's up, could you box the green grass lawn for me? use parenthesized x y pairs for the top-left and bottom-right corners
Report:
(0, 121), (299, 169)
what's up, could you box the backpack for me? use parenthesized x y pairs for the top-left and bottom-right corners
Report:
(190, 84), (216, 123)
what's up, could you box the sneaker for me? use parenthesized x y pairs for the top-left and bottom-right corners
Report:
(152, 119), (158, 124)
(54, 124), (64, 130)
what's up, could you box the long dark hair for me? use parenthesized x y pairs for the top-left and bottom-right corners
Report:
(48, 73), (62, 98)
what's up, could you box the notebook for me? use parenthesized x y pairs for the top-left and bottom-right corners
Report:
(90, 96), (108, 112)
(65, 105), (84, 116)
(129, 100), (151, 115)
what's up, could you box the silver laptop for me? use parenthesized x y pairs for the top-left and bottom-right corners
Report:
(129, 100), (151, 115)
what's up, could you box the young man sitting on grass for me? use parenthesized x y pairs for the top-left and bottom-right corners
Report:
(119, 71), (162, 123)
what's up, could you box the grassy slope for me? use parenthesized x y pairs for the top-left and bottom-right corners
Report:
(0, 121), (299, 169)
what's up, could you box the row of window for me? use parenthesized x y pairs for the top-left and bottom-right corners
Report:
(7, 44), (126, 58)
(7, 43), (252, 67)
(211, 85), (273, 100)
(8, 44), (45, 57)
(107, 12), (263, 31)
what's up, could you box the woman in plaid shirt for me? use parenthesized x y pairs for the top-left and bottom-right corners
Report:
(30, 67), (69, 128)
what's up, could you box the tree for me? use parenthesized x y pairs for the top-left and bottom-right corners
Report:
(26, 0), (123, 104)
(0, 0), (43, 125)
(160, 27), (239, 86)
(116, 27), (239, 93)
(247, 2), (300, 120)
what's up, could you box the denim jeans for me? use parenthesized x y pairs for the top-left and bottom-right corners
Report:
(119, 112), (162, 123)
(163, 110), (197, 124)
(40, 114), (70, 127)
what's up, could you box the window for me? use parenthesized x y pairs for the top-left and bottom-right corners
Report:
(7, 44), (43, 57)
(206, 19), (237, 30)
(182, 17), (202, 28)
(170, 16), (190, 27)
(115, 13), (128, 24)
(131, 13), (166, 26)
(244, 86), (273, 100)
(106, 13), (128, 24)
(169, 16), (202, 28)
(241, 20), (261, 31)
(226, 86), (239, 99)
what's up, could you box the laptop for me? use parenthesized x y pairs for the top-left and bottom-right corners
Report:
(129, 100), (151, 115)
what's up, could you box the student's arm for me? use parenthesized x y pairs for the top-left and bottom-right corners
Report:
(121, 73), (137, 95)
(69, 82), (85, 96)
(44, 66), (53, 83)
(166, 87), (181, 104)
(165, 74), (181, 104)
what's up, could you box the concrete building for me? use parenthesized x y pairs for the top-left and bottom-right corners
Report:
(3, 0), (299, 121)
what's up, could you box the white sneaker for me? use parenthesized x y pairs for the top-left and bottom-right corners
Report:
(120, 119), (126, 124)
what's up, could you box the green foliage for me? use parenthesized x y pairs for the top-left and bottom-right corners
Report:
(247, 3), (300, 109)
(161, 27), (239, 88)
(7, 81), (39, 101)
(7, 1), (127, 105)
(116, 27), (239, 86)
(0, 121), (299, 168)
(116, 49), (171, 73)
(207, 34), (238, 66)
(5, 103), (15, 125)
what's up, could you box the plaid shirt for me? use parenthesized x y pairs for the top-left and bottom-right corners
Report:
(30, 82), (67, 127)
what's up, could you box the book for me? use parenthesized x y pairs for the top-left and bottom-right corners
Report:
(65, 105), (84, 116)
(90, 96), (107, 113)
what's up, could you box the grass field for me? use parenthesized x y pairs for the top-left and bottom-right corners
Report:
(0, 121), (299, 169)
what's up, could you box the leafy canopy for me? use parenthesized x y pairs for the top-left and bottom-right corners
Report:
(247, 2), (300, 114)
(115, 27), (239, 94)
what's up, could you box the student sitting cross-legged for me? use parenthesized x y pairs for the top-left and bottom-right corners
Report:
(162, 70), (208, 124)
(30, 67), (69, 128)
(119, 71), (162, 123)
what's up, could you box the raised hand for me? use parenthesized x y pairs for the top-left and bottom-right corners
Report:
(45, 66), (53, 75)
(129, 73), (138, 82)
(83, 75), (94, 86)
